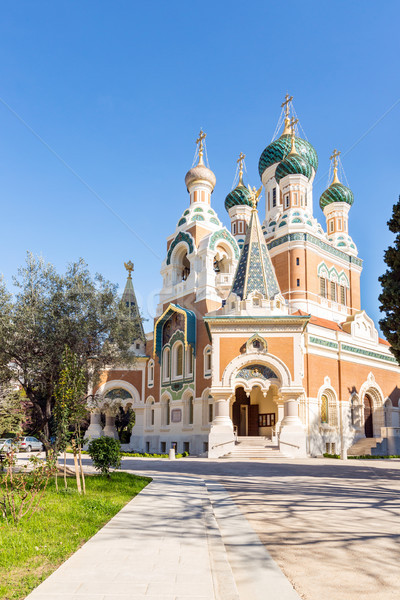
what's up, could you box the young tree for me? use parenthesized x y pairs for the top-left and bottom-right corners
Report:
(0, 254), (141, 451)
(379, 196), (400, 363)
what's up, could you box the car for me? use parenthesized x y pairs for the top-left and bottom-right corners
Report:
(19, 436), (44, 452)
(0, 438), (13, 453)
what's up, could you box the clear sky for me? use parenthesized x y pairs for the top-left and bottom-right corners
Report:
(0, 1), (399, 333)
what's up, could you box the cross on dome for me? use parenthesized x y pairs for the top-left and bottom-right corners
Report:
(330, 148), (341, 184)
(237, 152), (246, 183)
(288, 117), (299, 155)
(281, 93), (294, 135)
(196, 129), (207, 165)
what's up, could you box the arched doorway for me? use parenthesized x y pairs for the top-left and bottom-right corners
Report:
(364, 394), (373, 438)
(232, 386), (277, 437)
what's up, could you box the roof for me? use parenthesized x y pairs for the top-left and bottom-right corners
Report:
(230, 207), (281, 300)
(153, 303), (196, 359)
(293, 310), (342, 331)
(122, 275), (145, 342)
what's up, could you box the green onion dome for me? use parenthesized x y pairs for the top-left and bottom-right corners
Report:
(224, 182), (252, 212)
(275, 153), (312, 184)
(319, 182), (354, 210)
(258, 134), (318, 179)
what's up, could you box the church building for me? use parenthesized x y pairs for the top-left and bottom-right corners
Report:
(86, 96), (400, 458)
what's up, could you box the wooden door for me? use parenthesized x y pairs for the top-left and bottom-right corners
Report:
(248, 404), (259, 436)
(364, 395), (373, 438)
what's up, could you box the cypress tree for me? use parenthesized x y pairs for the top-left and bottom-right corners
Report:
(379, 196), (400, 363)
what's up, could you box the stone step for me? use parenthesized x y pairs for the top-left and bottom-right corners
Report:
(348, 437), (383, 456)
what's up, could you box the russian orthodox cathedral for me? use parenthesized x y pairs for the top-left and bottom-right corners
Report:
(86, 96), (400, 458)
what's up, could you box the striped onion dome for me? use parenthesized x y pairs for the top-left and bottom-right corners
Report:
(224, 182), (252, 212)
(275, 153), (312, 184)
(258, 134), (318, 179)
(319, 182), (354, 210)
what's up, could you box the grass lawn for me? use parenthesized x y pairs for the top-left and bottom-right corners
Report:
(0, 472), (150, 600)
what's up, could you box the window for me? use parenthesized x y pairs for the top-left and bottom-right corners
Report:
(296, 257), (300, 266)
(166, 399), (170, 426)
(285, 194), (289, 208)
(296, 278), (300, 287)
(268, 191), (270, 211)
(330, 281), (337, 302)
(259, 413), (276, 427)
(148, 360), (154, 386)
(301, 195), (304, 206)
(305, 192), (308, 206)
(337, 218), (342, 231)
(160, 442), (166, 453)
(151, 409), (154, 426)
(272, 187), (277, 207)
(173, 342), (184, 379)
(183, 442), (190, 453)
(186, 345), (193, 376)
(163, 348), (170, 381)
(320, 277), (327, 298)
(189, 396), (194, 425)
(340, 285), (346, 305)
(204, 347), (212, 376)
(329, 220), (334, 233)
(232, 222), (236, 235)
(294, 192), (298, 206)
(208, 403), (213, 422)
(321, 395), (328, 423)
(146, 441), (150, 453)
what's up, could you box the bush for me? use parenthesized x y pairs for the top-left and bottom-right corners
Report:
(88, 437), (122, 477)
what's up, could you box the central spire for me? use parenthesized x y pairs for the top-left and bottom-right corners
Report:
(281, 93), (293, 136)
(196, 129), (206, 166)
(230, 199), (281, 301)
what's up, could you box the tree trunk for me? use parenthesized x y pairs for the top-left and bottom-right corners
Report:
(78, 446), (86, 495)
(72, 445), (82, 494)
(63, 451), (68, 490)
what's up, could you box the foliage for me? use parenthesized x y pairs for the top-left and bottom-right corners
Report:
(323, 453), (400, 459)
(115, 406), (135, 439)
(0, 387), (30, 437)
(0, 254), (141, 449)
(379, 196), (400, 363)
(88, 436), (122, 476)
(0, 472), (150, 600)
(0, 447), (57, 524)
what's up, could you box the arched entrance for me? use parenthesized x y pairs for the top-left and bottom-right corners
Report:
(364, 394), (373, 438)
(232, 386), (277, 437)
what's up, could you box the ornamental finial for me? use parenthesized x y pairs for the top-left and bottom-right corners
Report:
(196, 129), (207, 166)
(247, 184), (263, 211)
(330, 149), (341, 185)
(124, 260), (134, 279)
(281, 93), (293, 136)
(237, 152), (245, 184)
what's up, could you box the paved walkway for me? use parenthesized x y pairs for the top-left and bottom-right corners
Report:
(26, 474), (299, 600)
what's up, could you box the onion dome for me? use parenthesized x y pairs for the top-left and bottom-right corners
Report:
(319, 150), (354, 209)
(185, 129), (216, 192)
(258, 133), (318, 179)
(224, 152), (252, 211)
(275, 153), (312, 184)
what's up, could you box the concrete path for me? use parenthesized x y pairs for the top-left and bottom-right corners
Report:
(26, 474), (299, 600)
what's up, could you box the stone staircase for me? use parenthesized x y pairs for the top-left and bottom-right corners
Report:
(221, 436), (284, 460)
(347, 436), (383, 456)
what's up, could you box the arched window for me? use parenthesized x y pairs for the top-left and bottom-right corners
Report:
(172, 342), (184, 379)
(186, 345), (194, 376)
(148, 360), (154, 387)
(166, 399), (170, 426)
(204, 346), (212, 377)
(188, 396), (194, 425)
(320, 391), (338, 427)
(163, 348), (170, 381)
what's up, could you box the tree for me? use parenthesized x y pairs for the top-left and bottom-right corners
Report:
(54, 346), (88, 493)
(0, 387), (29, 437)
(88, 436), (122, 477)
(0, 253), (141, 451)
(379, 196), (400, 363)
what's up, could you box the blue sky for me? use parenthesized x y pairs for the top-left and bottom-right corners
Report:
(0, 1), (399, 333)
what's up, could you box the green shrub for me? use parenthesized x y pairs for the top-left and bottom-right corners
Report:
(88, 437), (122, 477)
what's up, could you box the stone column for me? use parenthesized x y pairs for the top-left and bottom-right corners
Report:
(278, 389), (307, 458)
(103, 412), (119, 440)
(130, 406), (145, 453)
(84, 409), (103, 442)
(208, 390), (235, 458)
(274, 396), (285, 438)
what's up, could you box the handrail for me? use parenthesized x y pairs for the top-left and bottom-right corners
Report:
(279, 439), (300, 449)
(211, 439), (235, 449)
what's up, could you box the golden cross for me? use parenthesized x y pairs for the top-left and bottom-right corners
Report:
(290, 117), (298, 134)
(124, 260), (134, 279)
(330, 148), (341, 169)
(196, 129), (207, 164)
(237, 152), (245, 182)
(281, 93), (293, 117)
